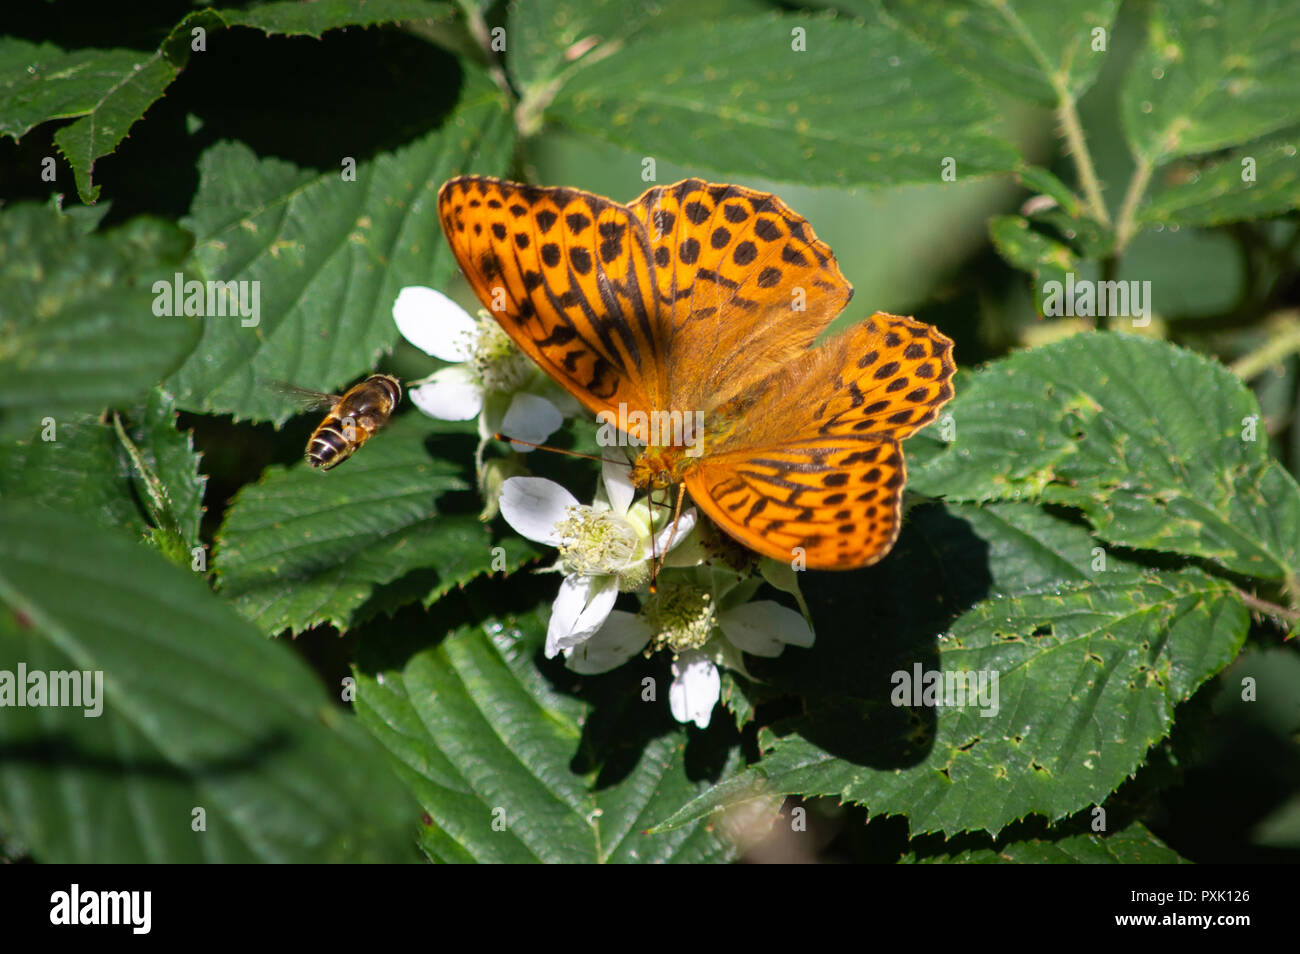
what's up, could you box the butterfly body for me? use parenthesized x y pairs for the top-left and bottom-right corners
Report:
(631, 444), (692, 490)
(439, 176), (954, 568)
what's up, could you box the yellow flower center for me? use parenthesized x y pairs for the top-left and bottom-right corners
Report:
(645, 584), (716, 653)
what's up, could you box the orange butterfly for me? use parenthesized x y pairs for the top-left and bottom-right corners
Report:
(437, 177), (955, 569)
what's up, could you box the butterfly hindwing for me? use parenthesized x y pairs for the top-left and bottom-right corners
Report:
(685, 313), (955, 568)
(685, 435), (906, 569)
(438, 176), (663, 419)
(811, 313), (956, 442)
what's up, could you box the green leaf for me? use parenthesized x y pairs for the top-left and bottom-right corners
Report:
(1139, 132), (1300, 226)
(0, 413), (146, 537)
(1114, 225), (1242, 317)
(19, 13), (219, 203)
(125, 389), (207, 549)
(654, 570), (1247, 837)
(354, 602), (741, 862)
(988, 214), (1077, 316)
(547, 13), (1019, 187)
(166, 66), (513, 422)
(913, 333), (1300, 584)
(214, 415), (539, 635)
(907, 820), (1190, 862)
(880, 0), (1119, 106)
(1122, 0), (1300, 164)
(216, 0), (454, 37)
(1, 6), (456, 202)
(507, 0), (765, 93)
(0, 389), (203, 563)
(0, 505), (418, 862)
(0, 204), (199, 438)
(945, 501), (1143, 592)
(1016, 164), (1086, 218)
(0, 38), (151, 142)
(51, 54), (183, 204)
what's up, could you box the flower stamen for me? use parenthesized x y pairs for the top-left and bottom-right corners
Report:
(556, 506), (639, 577)
(644, 584), (716, 653)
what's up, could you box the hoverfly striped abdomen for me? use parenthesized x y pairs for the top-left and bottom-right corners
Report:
(305, 374), (402, 470)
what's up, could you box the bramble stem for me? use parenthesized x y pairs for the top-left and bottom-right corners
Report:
(1055, 85), (1111, 227)
(1229, 310), (1300, 380)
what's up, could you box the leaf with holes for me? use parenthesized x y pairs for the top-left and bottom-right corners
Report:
(906, 821), (1189, 862)
(911, 333), (1300, 586)
(652, 570), (1248, 837)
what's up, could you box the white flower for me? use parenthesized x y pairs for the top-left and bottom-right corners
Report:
(499, 459), (697, 658)
(564, 595), (814, 730)
(392, 286), (565, 450)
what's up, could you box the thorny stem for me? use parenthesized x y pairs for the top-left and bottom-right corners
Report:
(1236, 589), (1300, 627)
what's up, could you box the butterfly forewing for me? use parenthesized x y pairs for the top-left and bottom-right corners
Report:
(438, 176), (663, 424)
(628, 180), (853, 411)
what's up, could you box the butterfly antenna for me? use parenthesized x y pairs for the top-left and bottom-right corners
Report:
(491, 433), (627, 466)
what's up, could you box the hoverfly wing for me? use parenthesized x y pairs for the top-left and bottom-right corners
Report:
(268, 380), (341, 412)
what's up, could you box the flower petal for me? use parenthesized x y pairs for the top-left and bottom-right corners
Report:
(654, 506), (697, 553)
(408, 366), (483, 420)
(564, 610), (651, 674)
(499, 477), (579, 545)
(502, 392), (563, 452)
(546, 574), (618, 656)
(669, 651), (720, 728)
(719, 601), (814, 657)
(392, 286), (478, 361)
(601, 457), (636, 516)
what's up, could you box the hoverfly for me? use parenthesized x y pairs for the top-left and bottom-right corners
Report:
(278, 374), (402, 470)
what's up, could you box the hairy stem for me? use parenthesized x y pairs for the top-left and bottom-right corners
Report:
(1055, 86), (1111, 227)
(1113, 154), (1154, 252)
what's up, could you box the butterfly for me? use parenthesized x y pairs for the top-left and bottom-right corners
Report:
(437, 176), (955, 569)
